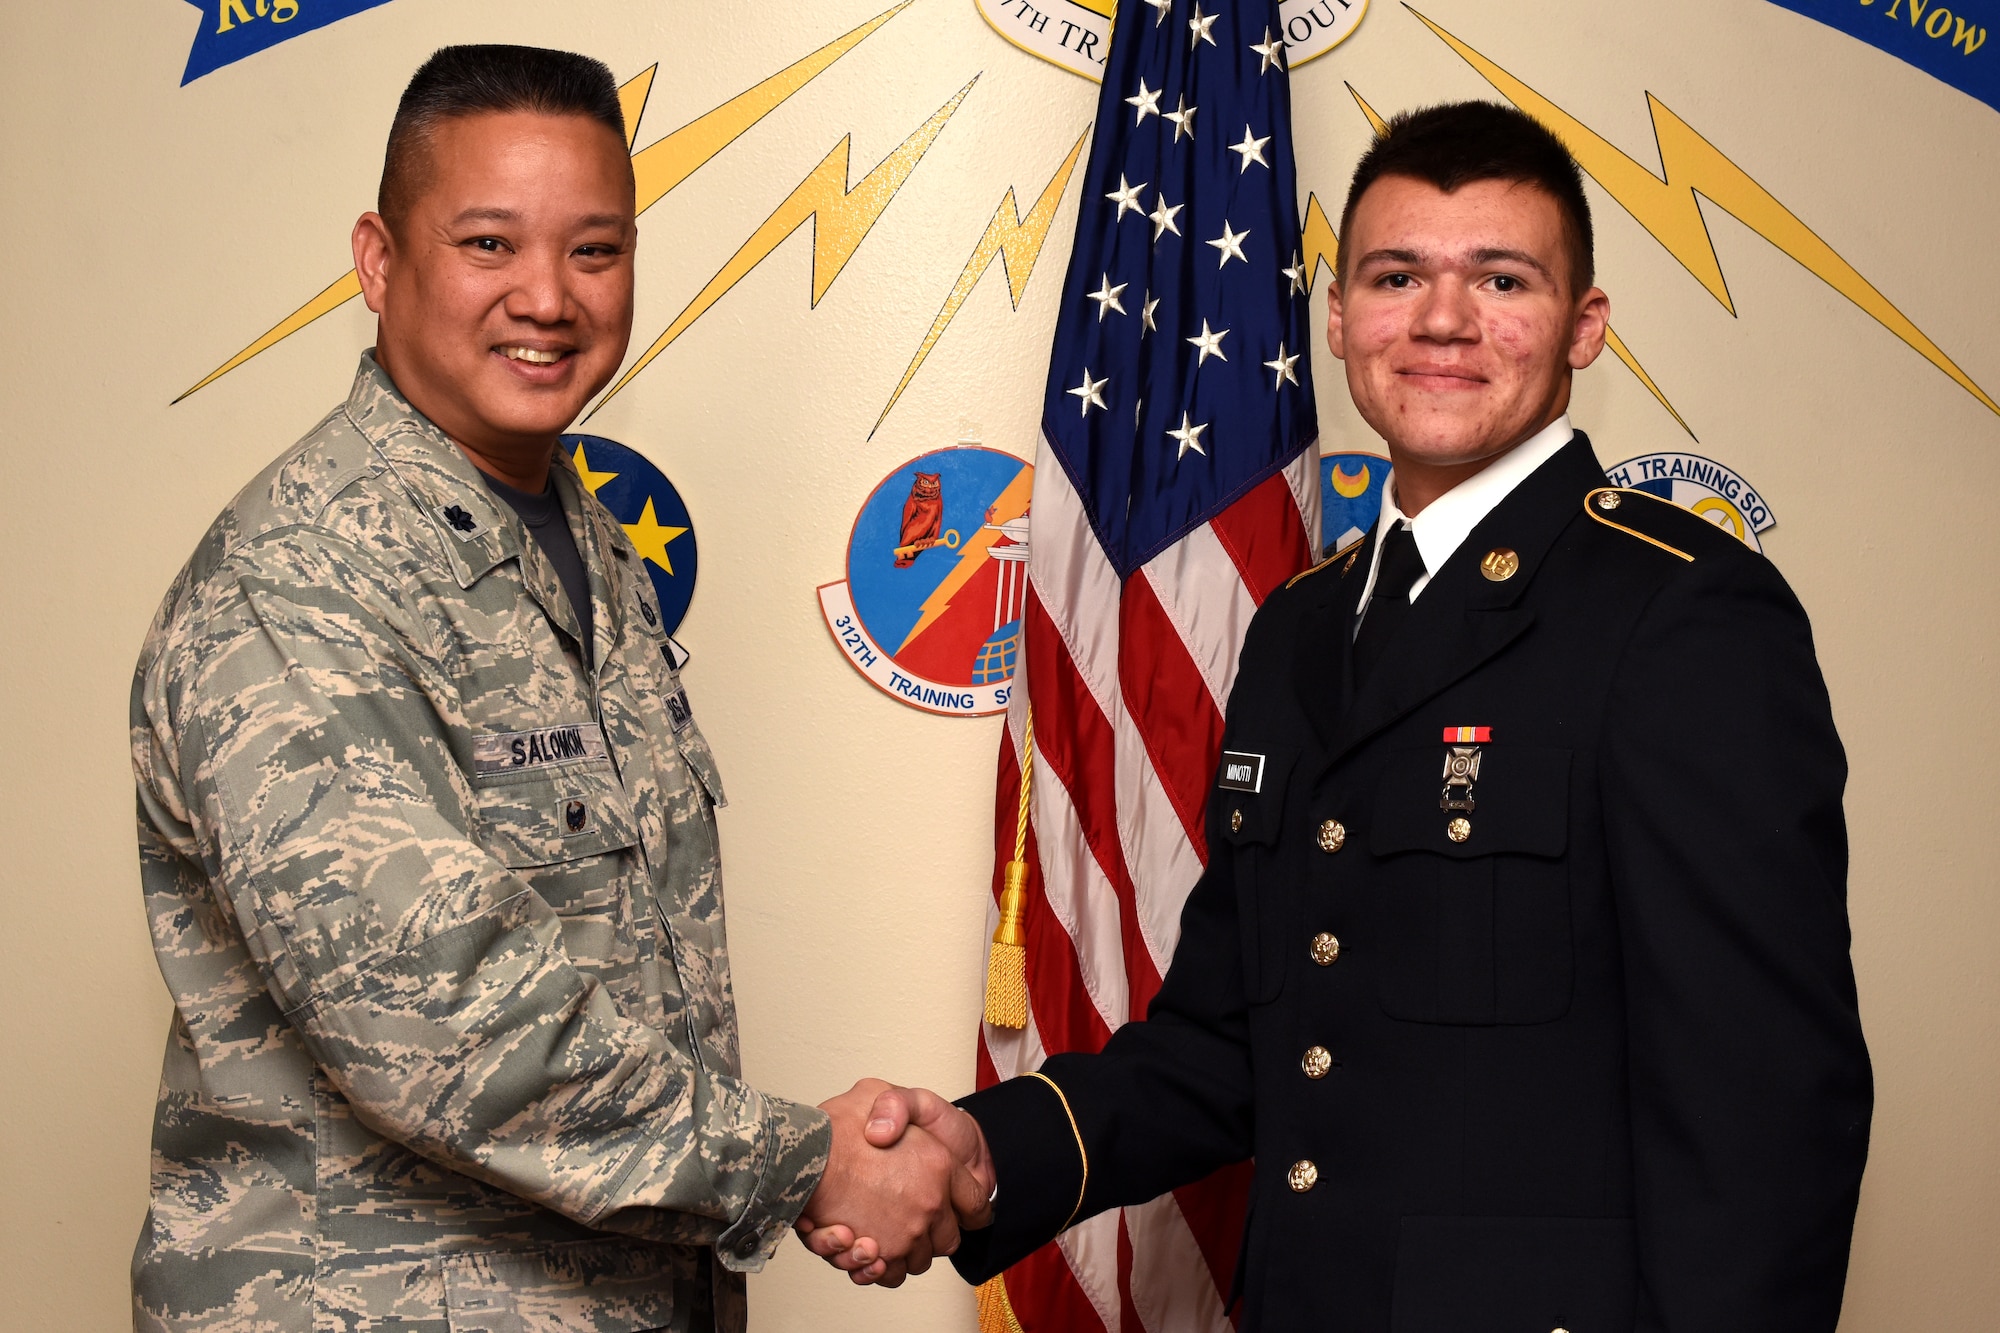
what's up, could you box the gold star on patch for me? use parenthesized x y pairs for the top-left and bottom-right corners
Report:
(571, 441), (620, 497)
(623, 497), (689, 576)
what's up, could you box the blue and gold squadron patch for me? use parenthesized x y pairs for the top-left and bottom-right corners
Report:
(561, 434), (699, 635)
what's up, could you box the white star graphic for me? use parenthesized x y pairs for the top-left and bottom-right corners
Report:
(1164, 95), (1198, 143)
(1230, 124), (1272, 173)
(1087, 272), (1128, 321)
(1106, 173), (1147, 221)
(1206, 219), (1250, 268)
(1144, 0), (1171, 26)
(1264, 341), (1301, 389)
(1148, 196), (1183, 241)
(1068, 368), (1110, 416)
(1168, 411), (1210, 459)
(1188, 4), (1218, 48)
(1187, 319), (1229, 365)
(1282, 249), (1308, 296)
(1141, 293), (1160, 335)
(1126, 78), (1162, 124)
(1250, 26), (1285, 74)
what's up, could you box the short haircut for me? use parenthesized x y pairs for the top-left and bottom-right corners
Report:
(1337, 100), (1594, 296)
(378, 44), (628, 231)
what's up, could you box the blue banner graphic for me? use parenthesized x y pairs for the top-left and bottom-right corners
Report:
(1767, 0), (1996, 115)
(181, 0), (397, 85)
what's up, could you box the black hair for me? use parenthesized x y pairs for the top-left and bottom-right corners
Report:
(1338, 100), (1594, 295)
(378, 44), (626, 229)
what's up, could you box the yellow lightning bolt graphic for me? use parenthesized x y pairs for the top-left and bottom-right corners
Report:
(1315, 79), (1695, 438)
(1408, 5), (1996, 418)
(872, 125), (1091, 438)
(895, 463), (1035, 656)
(1301, 190), (1339, 291)
(592, 77), (981, 417)
(173, 3), (909, 402)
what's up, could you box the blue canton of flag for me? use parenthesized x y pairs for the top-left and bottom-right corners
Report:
(1045, 0), (1318, 578)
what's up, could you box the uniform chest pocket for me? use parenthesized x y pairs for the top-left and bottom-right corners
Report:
(475, 761), (644, 981)
(1217, 752), (1299, 1006)
(1367, 745), (1572, 1026)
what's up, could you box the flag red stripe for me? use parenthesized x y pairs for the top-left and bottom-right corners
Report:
(1023, 588), (1162, 1018)
(1172, 1161), (1256, 1324)
(1117, 574), (1225, 872)
(1208, 471), (1314, 605)
(1011, 1240), (1112, 1333)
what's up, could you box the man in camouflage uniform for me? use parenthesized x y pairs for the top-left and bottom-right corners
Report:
(132, 45), (976, 1332)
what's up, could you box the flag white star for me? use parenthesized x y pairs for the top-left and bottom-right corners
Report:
(1164, 95), (1197, 143)
(1250, 26), (1285, 73)
(1106, 173), (1147, 220)
(1264, 341), (1301, 389)
(1140, 293), (1159, 335)
(1188, 4), (1218, 48)
(1144, 0), (1171, 25)
(1126, 78), (1162, 124)
(1187, 319), (1229, 365)
(1068, 367), (1110, 416)
(1230, 124), (1272, 173)
(1206, 219), (1250, 268)
(1168, 411), (1209, 459)
(1148, 196), (1183, 241)
(1282, 249), (1308, 296)
(1087, 272), (1128, 321)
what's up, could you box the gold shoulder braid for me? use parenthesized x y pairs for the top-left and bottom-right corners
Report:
(1286, 532), (1367, 589)
(1583, 487), (1695, 562)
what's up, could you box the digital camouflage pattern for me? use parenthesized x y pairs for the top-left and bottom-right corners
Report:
(130, 354), (831, 1332)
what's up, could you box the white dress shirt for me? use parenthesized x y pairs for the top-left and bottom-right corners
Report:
(1354, 415), (1575, 629)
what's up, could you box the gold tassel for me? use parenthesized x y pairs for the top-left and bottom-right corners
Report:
(976, 1275), (1026, 1333)
(984, 706), (1035, 1029)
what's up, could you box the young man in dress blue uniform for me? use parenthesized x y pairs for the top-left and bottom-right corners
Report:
(806, 102), (1873, 1331)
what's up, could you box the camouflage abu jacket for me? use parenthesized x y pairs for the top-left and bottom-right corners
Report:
(130, 354), (830, 1332)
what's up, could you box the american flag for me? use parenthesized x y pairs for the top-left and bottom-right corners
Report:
(976, 0), (1320, 1326)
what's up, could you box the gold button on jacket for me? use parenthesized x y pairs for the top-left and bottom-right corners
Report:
(1309, 932), (1341, 966)
(1301, 1046), (1333, 1079)
(1287, 1160), (1319, 1192)
(1316, 818), (1346, 853)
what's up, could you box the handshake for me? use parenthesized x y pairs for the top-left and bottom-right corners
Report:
(796, 1079), (996, 1287)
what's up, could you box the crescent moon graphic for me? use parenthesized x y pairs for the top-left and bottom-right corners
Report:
(1331, 462), (1371, 498)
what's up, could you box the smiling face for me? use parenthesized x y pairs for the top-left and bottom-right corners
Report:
(1327, 174), (1608, 515)
(352, 110), (636, 485)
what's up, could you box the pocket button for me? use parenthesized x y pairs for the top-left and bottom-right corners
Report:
(1287, 1160), (1319, 1192)
(1316, 819), (1346, 853)
(1309, 932), (1341, 966)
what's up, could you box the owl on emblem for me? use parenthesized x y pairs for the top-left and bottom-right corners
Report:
(894, 471), (943, 568)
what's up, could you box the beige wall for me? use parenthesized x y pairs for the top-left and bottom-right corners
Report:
(2, 0), (1995, 1328)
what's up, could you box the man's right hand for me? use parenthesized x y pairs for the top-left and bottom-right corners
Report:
(797, 1080), (993, 1287)
(797, 1084), (994, 1285)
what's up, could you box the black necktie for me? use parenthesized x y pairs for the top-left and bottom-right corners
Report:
(1351, 523), (1423, 692)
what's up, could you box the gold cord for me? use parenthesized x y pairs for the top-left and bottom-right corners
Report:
(984, 706), (1034, 1028)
